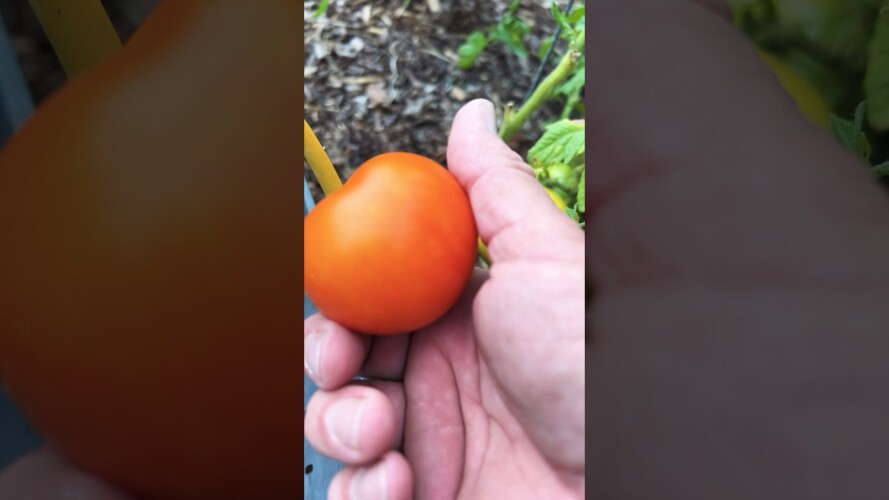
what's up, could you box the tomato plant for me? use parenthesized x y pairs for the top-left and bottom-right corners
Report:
(0, 1), (301, 499)
(732, 0), (889, 175)
(304, 152), (477, 335)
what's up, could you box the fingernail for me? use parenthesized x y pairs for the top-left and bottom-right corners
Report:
(350, 462), (388, 500)
(305, 328), (324, 385)
(325, 397), (366, 452)
(480, 101), (497, 133)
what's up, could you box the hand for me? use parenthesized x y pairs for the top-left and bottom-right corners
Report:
(586, 1), (889, 498)
(0, 448), (132, 500)
(303, 99), (586, 499)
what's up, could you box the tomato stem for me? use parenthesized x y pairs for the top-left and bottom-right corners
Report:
(304, 120), (344, 195)
(27, 0), (121, 77)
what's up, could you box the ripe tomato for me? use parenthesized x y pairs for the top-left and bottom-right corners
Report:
(0, 1), (300, 499)
(305, 152), (477, 335)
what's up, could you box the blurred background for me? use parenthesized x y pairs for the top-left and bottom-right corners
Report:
(0, 0), (160, 470)
(0, 0), (157, 102)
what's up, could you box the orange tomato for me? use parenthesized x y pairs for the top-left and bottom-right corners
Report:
(305, 152), (478, 335)
(0, 1), (300, 499)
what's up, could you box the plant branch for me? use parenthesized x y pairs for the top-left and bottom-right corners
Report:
(522, 0), (575, 104)
(499, 30), (584, 142)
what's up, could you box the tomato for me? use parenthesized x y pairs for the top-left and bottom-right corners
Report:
(304, 152), (477, 335)
(0, 1), (300, 499)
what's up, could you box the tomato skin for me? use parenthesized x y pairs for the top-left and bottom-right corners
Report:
(0, 1), (300, 499)
(305, 152), (478, 335)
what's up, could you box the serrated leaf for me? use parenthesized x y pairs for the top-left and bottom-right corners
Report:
(457, 31), (489, 70)
(865, 6), (889, 130)
(872, 161), (889, 177)
(492, 17), (531, 58)
(556, 66), (585, 96)
(538, 35), (555, 59)
(577, 168), (585, 213)
(566, 206), (579, 221)
(829, 113), (871, 161)
(551, 1), (574, 37)
(853, 99), (867, 131)
(528, 120), (585, 166)
(568, 5), (585, 26)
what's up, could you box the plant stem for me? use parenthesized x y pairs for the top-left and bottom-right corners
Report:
(522, 0), (575, 104)
(560, 85), (581, 120)
(499, 30), (584, 142)
(27, 0), (121, 77)
(304, 119), (343, 195)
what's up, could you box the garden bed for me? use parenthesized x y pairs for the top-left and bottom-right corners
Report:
(303, 0), (569, 201)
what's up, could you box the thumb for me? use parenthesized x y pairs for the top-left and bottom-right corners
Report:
(446, 99), (583, 263)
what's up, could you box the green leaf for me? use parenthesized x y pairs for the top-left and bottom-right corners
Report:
(457, 31), (489, 69)
(551, 1), (574, 38)
(567, 5), (586, 26)
(577, 168), (585, 213)
(313, 0), (330, 18)
(873, 160), (889, 177)
(538, 35), (555, 60)
(528, 119), (585, 167)
(829, 111), (871, 161)
(491, 16), (531, 58)
(565, 206), (579, 221)
(555, 65), (585, 96)
(853, 98), (867, 131)
(865, 6), (889, 130)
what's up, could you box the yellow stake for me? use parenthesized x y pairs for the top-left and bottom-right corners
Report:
(28, 0), (122, 77)
(304, 120), (343, 195)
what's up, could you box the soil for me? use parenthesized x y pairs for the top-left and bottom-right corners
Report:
(303, 0), (569, 201)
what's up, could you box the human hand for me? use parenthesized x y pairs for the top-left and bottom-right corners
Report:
(303, 99), (586, 499)
(586, 1), (889, 498)
(0, 448), (132, 500)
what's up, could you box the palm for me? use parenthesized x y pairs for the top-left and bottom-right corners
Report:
(402, 267), (584, 499)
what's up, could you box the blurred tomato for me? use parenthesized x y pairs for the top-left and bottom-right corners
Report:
(0, 1), (301, 499)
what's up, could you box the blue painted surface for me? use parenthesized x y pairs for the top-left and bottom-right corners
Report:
(304, 176), (344, 499)
(0, 11), (33, 143)
(0, 10), (44, 472)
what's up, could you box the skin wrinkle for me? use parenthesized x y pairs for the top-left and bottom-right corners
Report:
(404, 328), (464, 500)
(476, 264), (584, 466)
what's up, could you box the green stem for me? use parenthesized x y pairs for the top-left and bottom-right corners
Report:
(499, 30), (584, 141)
(560, 85), (582, 120)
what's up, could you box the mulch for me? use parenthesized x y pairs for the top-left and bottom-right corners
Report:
(304, 0), (569, 201)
